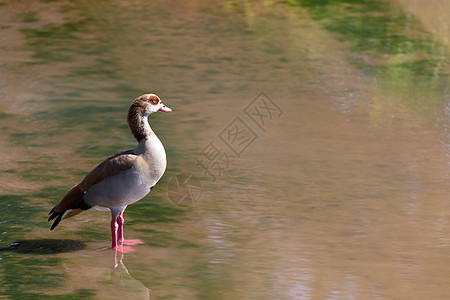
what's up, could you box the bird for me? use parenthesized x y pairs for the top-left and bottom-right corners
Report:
(48, 94), (172, 253)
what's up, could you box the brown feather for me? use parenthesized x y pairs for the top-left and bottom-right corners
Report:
(53, 184), (84, 213)
(52, 150), (136, 214)
(49, 94), (160, 231)
(62, 208), (83, 219)
(127, 95), (155, 142)
(79, 150), (137, 191)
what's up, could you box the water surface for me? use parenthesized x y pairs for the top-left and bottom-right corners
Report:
(0, 0), (449, 299)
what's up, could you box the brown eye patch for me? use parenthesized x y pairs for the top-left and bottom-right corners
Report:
(149, 96), (159, 105)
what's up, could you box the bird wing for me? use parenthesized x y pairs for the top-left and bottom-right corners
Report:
(79, 149), (137, 192)
(52, 149), (137, 213)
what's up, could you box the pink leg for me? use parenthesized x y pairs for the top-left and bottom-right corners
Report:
(111, 218), (118, 249)
(111, 216), (134, 253)
(117, 211), (144, 246)
(117, 212), (124, 244)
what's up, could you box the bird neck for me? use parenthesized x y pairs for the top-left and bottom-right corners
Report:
(128, 111), (153, 143)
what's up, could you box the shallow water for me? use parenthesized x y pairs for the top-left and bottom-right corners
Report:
(0, 0), (449, 299)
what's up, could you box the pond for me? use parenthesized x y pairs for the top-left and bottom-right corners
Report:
(0, 0), (449, 299)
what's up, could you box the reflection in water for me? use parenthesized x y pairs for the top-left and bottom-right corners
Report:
(61, 248), (154, 299)
(0, 0), (449, 299)
(0, 240), (151, 298)
(111, 250), (153, 300)
(438, 99), (450, 176)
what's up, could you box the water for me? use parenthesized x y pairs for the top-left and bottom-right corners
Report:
(1, 0), (449, 299)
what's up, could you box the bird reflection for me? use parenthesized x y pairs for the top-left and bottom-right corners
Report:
(3, 239), (153, 299)
(109, 248), (153, 300)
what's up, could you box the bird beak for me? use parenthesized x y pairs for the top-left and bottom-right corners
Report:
(158, 103), (172, 112)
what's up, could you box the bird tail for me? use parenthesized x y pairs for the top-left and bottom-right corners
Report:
(48, 208), (84, 230)
(48, 184), (88, 230)
(48, 209), (64, 230)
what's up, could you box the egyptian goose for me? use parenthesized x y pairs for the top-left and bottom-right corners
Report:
(48, 94), (171, 253)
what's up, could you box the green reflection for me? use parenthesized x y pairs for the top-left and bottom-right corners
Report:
(0, 195), (40, 240)
(0, 252), (96, 299)
(15, 158), (63, 182)
(128, 194), (186, 223)
(1, 0), (448, 298)
(21, 11), (39, 23)
(0, 193), (95, 298)
(295, 0), (449, 119)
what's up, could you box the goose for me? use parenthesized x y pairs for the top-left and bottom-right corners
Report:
(48, 94), (171, 253)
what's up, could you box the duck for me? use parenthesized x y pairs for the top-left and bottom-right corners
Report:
(48, 94), (172, 253)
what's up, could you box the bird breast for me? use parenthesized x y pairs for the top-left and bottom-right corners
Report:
(84, 134), (167, 209)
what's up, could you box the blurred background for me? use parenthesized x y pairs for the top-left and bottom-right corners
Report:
(0, 0), (449, 299)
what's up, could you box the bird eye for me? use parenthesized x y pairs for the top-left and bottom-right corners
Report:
(150, 99), (158, 105)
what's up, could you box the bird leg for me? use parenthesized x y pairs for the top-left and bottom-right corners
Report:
(111, 215), (134, 253)
(117, 212), (125, 244)
(111, 212), (143, 253)
(117, 211), (144, 246)
(111, 217), (119, 249)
